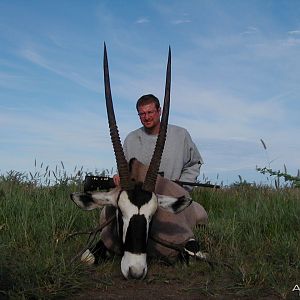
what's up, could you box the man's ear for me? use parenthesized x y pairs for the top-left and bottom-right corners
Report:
(157, 195), (192, 214)
(158, 107), (161, 116)
(70, 188), (121, 211)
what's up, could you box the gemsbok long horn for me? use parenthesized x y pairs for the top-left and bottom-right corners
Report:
(103, 43), (132, 190)
(142, 47), (171, 192)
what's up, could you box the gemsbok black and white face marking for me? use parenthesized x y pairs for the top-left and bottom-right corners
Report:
(118, 184), (158, 279)
(70, 44), (181, 279)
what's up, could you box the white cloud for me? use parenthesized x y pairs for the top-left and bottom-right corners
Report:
(0, 106), (116, 170)
(18, 46), (100, 92)
(288, 30), (300, 35)
(0, 72), (33, 91)
(172, 19), (191, 25)
(283, 37), (300, 47)
(135, 17), (149, 24)
(240, 26), (259, 35)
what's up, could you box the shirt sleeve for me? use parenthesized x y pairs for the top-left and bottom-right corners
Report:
(123, 135), (130, 162)
(178, 130), (203, 184)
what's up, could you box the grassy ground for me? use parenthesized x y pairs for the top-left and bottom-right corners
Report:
(0, 173), (299, 299)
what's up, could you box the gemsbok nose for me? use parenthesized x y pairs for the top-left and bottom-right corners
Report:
(129, 266), (147, 280)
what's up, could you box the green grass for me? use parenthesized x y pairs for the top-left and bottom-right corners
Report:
(0, 175), (96, 299)
(0, 172), (299, 299)
(193, 186), (300, 298)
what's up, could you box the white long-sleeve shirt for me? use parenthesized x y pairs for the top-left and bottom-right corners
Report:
(123, 124), (203, 185)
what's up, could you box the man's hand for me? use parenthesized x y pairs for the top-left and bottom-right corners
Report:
(113, 174), (120, 186)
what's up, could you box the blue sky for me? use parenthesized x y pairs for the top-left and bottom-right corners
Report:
(1, 0), (300, 185)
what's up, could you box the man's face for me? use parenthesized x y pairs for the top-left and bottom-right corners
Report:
(138, 102), (161, 130)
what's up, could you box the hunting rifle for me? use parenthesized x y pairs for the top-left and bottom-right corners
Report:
(84, 175), (220, 192)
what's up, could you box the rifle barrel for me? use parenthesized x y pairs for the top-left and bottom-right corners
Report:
(174, 180), (220, 189)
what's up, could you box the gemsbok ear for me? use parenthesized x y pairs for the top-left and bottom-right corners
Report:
(157, 194), (192, 214)
(70, 187), (121, 211)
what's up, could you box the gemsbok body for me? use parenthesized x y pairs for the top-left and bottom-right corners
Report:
(71, 44), (208, 279)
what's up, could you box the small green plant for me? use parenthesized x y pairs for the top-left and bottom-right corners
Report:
(257, 166), (300, 188)
(257, 139), (300, 188)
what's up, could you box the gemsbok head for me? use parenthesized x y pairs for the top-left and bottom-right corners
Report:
(71, 44), (191, 279)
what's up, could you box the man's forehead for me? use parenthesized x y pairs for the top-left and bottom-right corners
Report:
(138, 102), (157, 111)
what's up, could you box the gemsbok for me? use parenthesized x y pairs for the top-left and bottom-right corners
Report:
(70, 44), (208, 279)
